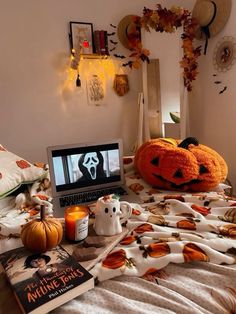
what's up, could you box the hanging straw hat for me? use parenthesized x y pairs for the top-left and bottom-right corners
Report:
(192, 0), (231, 40)
(117, 15), (141, 50)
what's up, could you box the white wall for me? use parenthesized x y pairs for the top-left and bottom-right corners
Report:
(189, 1), (236, 190)
(0, 0), (200, 164)
(0, 0), (162, 163)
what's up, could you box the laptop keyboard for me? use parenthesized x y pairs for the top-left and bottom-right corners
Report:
(59, 187), (128, 207)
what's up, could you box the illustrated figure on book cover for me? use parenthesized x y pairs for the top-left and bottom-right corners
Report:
(24, 253), (68, 280)
(0, 246), (93, 313)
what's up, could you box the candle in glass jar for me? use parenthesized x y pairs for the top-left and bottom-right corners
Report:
(65, 206), (89, 241)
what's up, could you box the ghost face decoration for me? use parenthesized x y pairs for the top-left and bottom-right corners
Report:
(78, 151), (106, 181)
(83, 152), (99, 180)
(94, 195), (132, 236)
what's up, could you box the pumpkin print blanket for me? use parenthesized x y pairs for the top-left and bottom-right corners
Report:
(91, 194), (236, 282)
(89, 157), (236, 283)
(0, 157), (236, 283)
(0, 157), (236, 313)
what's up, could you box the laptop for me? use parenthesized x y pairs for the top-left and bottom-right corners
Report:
(47, 138), (141, 217)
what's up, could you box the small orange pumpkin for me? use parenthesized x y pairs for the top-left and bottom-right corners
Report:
(183, 243), (209, 262)
(177, 219), (196, 230)
(102, 249), (127, 269)
(134, 137), (228, 192)
(119, 235), (136, 245)
(21, 206), (63, 253)
(16, 159), (31, 169)
(146, 242), (170, 258)
(133, 223), (154, 234)
(218, 224), (236, 239)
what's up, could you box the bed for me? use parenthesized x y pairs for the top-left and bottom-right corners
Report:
(0, 148), (235, 314)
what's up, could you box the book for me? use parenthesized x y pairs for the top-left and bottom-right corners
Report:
(94, 30), (101, 54)
(104, 30), (109, 55)
(0, 245), (94, 314)
(99, 30), (106, 55)
(93, 30), (109, 56)
(61, 221), (128, 271)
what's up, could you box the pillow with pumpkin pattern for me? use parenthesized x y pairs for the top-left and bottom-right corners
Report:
(134, 137), (228, 192)
(0, 144), (46, 199)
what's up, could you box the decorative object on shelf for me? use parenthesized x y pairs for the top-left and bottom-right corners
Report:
(117, 15), (141, 50)
(86, 74), (105, 106)
(117, 6), (201, 91)
(69, 21), (94, 55)
(213, 36), (236, 72)
(93, 194), (132, 236)
(113, 74), (129, 96)
(134, 137), (228, 192)
(93, 30), (109, 55)
(192, 0), (231, 54)
(169, 112), (180, 123)
(65, 206), (89, 242)
(21, 205), (63, 253)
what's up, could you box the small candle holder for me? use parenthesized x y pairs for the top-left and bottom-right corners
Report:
(65, 206), (89, 242)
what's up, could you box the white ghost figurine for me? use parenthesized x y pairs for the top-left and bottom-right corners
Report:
(93, 194), (132, 236)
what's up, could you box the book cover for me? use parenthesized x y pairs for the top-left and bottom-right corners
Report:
(0, 245), (94, 314)
(61, 222), (128, 271)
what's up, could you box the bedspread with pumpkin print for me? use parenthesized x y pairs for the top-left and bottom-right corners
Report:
(1, 156), (236, 313)
(91, 157), (236, 286)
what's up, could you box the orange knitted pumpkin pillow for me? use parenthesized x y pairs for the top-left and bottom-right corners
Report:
(134, 137), (228, 192)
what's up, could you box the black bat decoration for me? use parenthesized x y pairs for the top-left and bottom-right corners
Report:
(214, 81), (222, 84)
(114, 54), (126, 59)
(107, 32), (116, 36)
(109, 47), (116, 52)
(213, 74), (217, 76)
(219, 86), (227, 94)
(110, 39), (118, 45)
(110, 24), (117, 28)
(122, 61), (133, 67)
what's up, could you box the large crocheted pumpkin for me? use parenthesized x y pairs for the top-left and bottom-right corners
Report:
(134, 137), (228, 192)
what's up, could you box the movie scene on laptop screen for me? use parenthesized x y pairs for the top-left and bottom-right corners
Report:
(51, 143), (121, 192)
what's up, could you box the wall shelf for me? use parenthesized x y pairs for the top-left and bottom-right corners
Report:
(81, 54), (109, 60)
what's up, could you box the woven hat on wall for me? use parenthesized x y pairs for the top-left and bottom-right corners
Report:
(192, 0), (232, 54)
(117, 15), (141, 50)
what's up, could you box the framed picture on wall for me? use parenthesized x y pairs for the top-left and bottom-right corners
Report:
(69, 21), (94, 55)
(86, 74), (105, 106)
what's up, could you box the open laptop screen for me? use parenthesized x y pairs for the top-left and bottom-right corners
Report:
(51, 143), (121, 192)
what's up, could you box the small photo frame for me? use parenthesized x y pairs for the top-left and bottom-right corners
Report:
(69, 21), (94, 55)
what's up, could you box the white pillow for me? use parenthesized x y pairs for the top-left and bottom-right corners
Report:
(0, 144), (45, 198)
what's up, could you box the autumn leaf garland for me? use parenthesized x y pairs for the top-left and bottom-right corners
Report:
(124, 5), (201, 91)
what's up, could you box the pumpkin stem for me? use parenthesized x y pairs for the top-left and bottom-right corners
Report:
(40, 205), (46, 221)
(178, 137), (199, 149)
